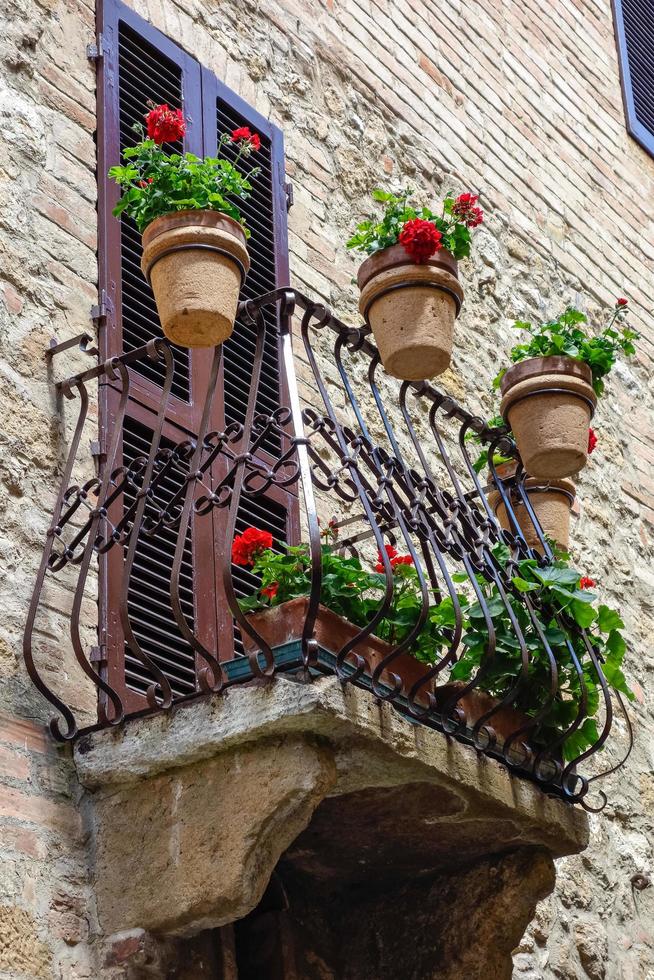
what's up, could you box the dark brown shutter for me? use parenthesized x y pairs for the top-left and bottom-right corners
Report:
(98, 0), (296, 708)
(201, 74), (299, 650)
(613, 0), (654, 156)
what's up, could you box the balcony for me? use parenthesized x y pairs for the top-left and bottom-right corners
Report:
(23, 287), (629, 967)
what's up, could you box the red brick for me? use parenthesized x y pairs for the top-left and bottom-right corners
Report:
(0, 786), (80, 835)
(0, 715), (48, 755)
(0, 745), (30, 782)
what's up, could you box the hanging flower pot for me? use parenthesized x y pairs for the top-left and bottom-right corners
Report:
(494, 304), (639, 479)
(140, 210), (250, 348)
(346, 189), (484, 381)
(357, 243), (464, 380)
(487, 474), (576, 550)
(109, 104), (261, 348)
(499, 356), (596, 479)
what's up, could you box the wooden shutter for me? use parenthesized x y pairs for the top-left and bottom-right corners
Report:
(613, 0), (654, 156)
(97, 0), (296, 709)
(200, 74), (299, 654)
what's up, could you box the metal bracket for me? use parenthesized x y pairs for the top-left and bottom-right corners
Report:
(89, 645), (107, 667)
(87, 34), (103, 61)
(285, 181), (294, 211)
(91, 290), (108, 326)
(45, 333), (99, 361)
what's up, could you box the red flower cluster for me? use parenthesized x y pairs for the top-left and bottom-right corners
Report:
(145, 104), (186, 144)
(319, 517), (339, 540)
(231, 126), (261, 152)
(588, 427), (597, 454)
(261, 582), (279, 599)
(616, 297), (628, 307)
(579, 576), (596, 590)
(231, 527), (273, 567)
(452, 192), (484, 228)
(374, 543), (414, 573)
(399, 218), (442, 263)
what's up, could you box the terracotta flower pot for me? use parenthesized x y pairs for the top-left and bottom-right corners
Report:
(435, 681), (530, 744)
(241, 596), (433, 700)
(499, 357), (596, 479)
(488, 477), (576, 550)
(357, 244), (464, 381)
(140, 210), (250, 348)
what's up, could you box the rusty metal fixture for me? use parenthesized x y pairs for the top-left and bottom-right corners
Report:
(23, 287), (633, 811)
(631, 873), (651, 891)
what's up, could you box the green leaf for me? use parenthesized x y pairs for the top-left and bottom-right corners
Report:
(512, 576), (540, 593)
(597, 604), (624, 633)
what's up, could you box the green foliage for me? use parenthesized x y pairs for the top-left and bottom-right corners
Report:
(346, 188), (476, 261)
(452, 545), (634, 761)
(492, 306), (639, 397)
(238, 534), (633, 764)
(463, 415), (513, 474)
(109, 130), (259, 234)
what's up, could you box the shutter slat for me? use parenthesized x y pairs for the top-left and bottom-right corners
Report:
(123, 417), (197, 699)
(118, 23), (191, 403)
(217, 99), (281, 454)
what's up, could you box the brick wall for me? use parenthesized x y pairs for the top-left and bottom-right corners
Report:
(0, 0), (652, 975)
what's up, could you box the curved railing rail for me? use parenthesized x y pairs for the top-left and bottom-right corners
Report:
(24, 288), (633, 811)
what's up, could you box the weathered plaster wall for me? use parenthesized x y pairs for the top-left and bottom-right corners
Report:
(0, 0), (652, 976)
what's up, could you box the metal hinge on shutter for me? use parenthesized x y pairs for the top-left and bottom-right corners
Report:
(87, 34), (104, 61)
(285, 181), (294, 211)
(90, 290), (108, 325)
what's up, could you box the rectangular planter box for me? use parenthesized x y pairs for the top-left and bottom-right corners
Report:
(241, 596), (434, 700)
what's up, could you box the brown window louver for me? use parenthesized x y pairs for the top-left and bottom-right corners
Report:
(97, 0), (296, 710)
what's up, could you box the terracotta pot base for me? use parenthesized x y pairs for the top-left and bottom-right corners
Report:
(357, 244), (464, 381)
(141, 210), (250, 348)
(488, 478), (576, 550)
(500, 357), (596, 479)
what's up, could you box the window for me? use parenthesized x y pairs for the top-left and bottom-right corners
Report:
(613, 0), (654, 156)
(96, 0), (297, 711)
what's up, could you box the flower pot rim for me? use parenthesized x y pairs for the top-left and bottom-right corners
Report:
(357, 241), (458, 291)
(500, 355), (593, 395)
(489, 476), (576, 503)
(141, 209), (247, 248)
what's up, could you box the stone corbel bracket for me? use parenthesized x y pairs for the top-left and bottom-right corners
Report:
(74, 677), (588, 973)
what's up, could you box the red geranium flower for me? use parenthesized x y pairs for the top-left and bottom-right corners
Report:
(261, 582), (278, 600)
(616, 297), (628, 307)
(145, 104), (186, 144)
(375, 543), (398, 572)
(452, 192), (484, 227)
(579, 576), (596, 590)
(375, 544), (414, 573)
(588, 428), (597, 454)
(231, 527), (273, 567)
(231, 127), (261, 151)
(399, 218), (442, 263)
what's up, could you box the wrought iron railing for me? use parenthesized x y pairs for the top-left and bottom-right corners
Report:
(24, 288), (632, 811)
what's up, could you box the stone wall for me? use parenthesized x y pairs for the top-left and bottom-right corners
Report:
(0, 0), (652, 976)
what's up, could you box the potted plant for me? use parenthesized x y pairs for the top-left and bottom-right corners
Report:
(465, 418), (576, 550)
(109, 104), (261, 348)
(444, 543), (634, 762)
(494, 302), (638, 479)
(232, 523), (463, 698)
(346, 189), (484, 381)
